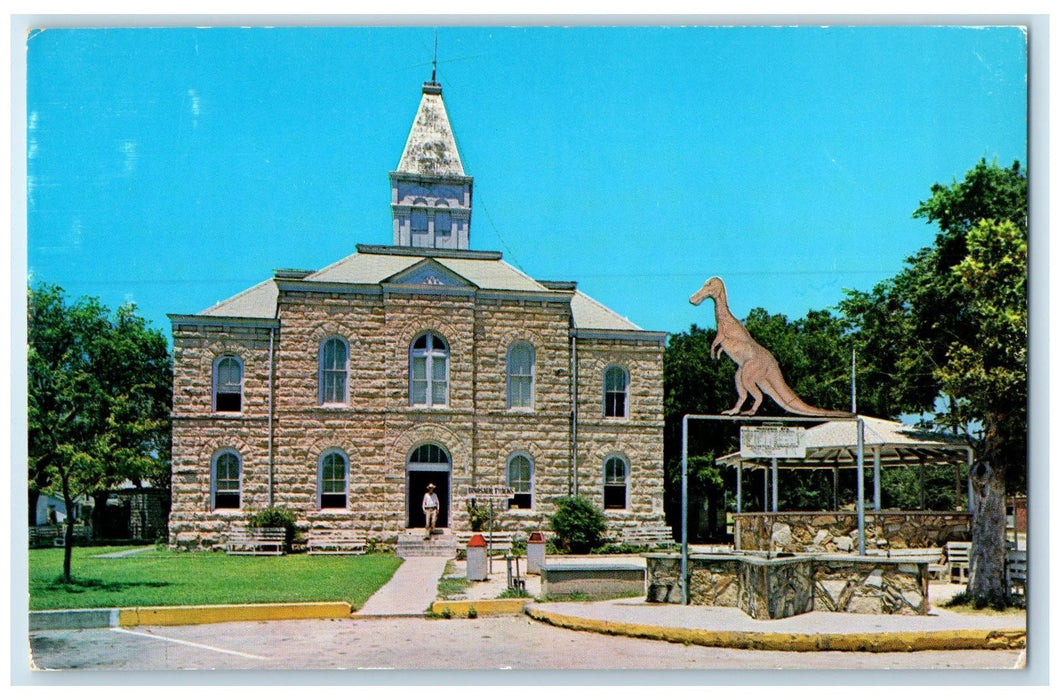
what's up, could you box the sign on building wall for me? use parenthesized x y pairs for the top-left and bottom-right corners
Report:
(464, 485), (516, 501)
(739, 426), (807, 459)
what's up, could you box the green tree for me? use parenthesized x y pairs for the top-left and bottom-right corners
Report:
(841, 159), (1027, 605)
(662, 325), (735, 541)
(28, 283), (172, 580)
(937, 219), (1027, 604)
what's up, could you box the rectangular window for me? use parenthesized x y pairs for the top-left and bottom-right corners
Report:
(431, 358), (448, 405)
(214, 454), (241, 509)
(411, 356), (428, 405)
(604, 457), (627, 510)
(215, 391), (241, 413)
(215, 358), (242, 412)
(507, 456), (533, 510)
(320, 454), (347, 509)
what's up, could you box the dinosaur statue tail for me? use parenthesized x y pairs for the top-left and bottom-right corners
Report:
(760, 375), (853, 418)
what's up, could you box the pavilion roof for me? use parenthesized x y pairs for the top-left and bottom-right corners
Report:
(717, 416), (972, 470)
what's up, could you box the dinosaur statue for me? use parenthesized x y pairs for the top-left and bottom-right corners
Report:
(690, 276), (851, 417)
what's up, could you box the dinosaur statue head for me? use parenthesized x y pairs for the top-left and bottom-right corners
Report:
(689, 277), (725, 306)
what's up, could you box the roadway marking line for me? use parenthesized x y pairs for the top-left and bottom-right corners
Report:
(112, 628), (268, 660)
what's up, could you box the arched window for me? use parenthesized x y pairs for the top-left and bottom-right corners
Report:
(212, 450), (241, 509)
(319, 337), (349, 405)
(213, 356), (243, 413)
(410, 333), (449, 407)
(411, 199), (429, 234)
(319, 450), (348, 509)
(507, 342), (535, 409)
(604, 456), (628, 510)
(434, 205), (452, 241)
(507, 453), (534, 510)
(409, 443), (450, 466)
(603, 365), (629, 418)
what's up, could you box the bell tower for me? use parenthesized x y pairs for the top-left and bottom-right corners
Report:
(390, 80), (473, 250)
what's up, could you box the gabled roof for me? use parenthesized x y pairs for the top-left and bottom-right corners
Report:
(199, 278), (278, 319)
(717, 416), (971, 470)
(305, 248), (549, 293)
(188, 246), (659, 336)
(396, 82), (466, 177)
(570, 289), (642, 332)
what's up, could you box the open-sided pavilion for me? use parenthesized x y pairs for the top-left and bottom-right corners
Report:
(715, 416), (974, 553)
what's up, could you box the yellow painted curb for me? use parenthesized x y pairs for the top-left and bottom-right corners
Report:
(430, 599), (529, 617)
(524, 607), (1027, 653)
(119, 601), (352, 627)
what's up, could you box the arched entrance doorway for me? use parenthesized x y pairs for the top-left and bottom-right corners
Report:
(406, 443), (451, 529)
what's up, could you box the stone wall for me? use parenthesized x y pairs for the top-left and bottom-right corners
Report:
(734, 511), (972, 553)
(169, 284), (666, 547)
(573, 336), (666, 528)
(645, 553), (929, 618)
(813, 557), (928, 615)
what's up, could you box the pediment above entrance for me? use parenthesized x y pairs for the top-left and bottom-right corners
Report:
(385, 259), (476, 289)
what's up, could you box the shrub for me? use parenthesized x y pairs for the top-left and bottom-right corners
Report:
(465, 501), (490, 532)
(246, 507), (298, 550)
(467, 605), (478, 619)
(549, 496), (607, 554)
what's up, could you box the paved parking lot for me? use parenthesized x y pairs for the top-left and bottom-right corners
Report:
(27, 615), (1025, 674)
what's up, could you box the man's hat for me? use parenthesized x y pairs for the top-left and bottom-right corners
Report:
(427, 483), (435, 489)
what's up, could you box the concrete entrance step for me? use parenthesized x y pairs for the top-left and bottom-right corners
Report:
(395, 530), (457, 558)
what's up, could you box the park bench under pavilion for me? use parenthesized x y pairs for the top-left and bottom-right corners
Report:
(716, 416), (974, 553)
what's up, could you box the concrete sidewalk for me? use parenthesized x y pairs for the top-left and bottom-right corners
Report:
(354, 555), (450, 616)
(28, 552), (1027, 653)
(524, 598), (1026, 652)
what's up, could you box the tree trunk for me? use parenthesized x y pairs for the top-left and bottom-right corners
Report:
(29, 490), (40, 526)
(92, 491), (109, 539)
(968, 459), (1007, 604)
(61, 470), (74, 582)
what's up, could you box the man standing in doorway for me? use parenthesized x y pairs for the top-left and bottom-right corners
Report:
(422, 483), (439, 540)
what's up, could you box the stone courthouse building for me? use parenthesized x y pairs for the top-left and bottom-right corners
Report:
(168, 79), (667, 548)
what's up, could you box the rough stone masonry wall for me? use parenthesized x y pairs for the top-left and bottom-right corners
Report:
(471, 297), (574, 532)
(272, 291), (395, 535)
(645, 553), (929, 617)
(169, 323), (274, 549)
(573, 337), (666, 530)
(169, 286), (668, 546)
(735, 511), (973, 553)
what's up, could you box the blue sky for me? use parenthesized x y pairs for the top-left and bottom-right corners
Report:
(24, 25), (1028, 342)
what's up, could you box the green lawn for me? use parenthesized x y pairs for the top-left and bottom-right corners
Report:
(29, 546), (403, 611)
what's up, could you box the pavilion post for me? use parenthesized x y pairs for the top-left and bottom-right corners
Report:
(736, 463), (742, 514)
(763, 467), (768, 512)
(966, 448), (974, 513)
(833, 466), (839, 511)
(856, 417), (866, 555)
(873, 447), (881, 512)
(680, 415), (688, 606)
(771, 457), (779, 513)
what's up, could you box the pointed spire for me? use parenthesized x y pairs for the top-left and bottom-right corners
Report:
(396, 79), (464, 177)
(391, 77), (473, 250)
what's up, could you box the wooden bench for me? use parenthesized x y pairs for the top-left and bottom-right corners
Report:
(1006, 547), (1027, 596)
(617, 524), (676, 548)
(30, 524), (92, 548)
(868, 547), (947, 580)
(456, 531), (519, 554)
(945, 541), (971, 584)
(307, 531), (367, 555)
(226, 527), (286, 555)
